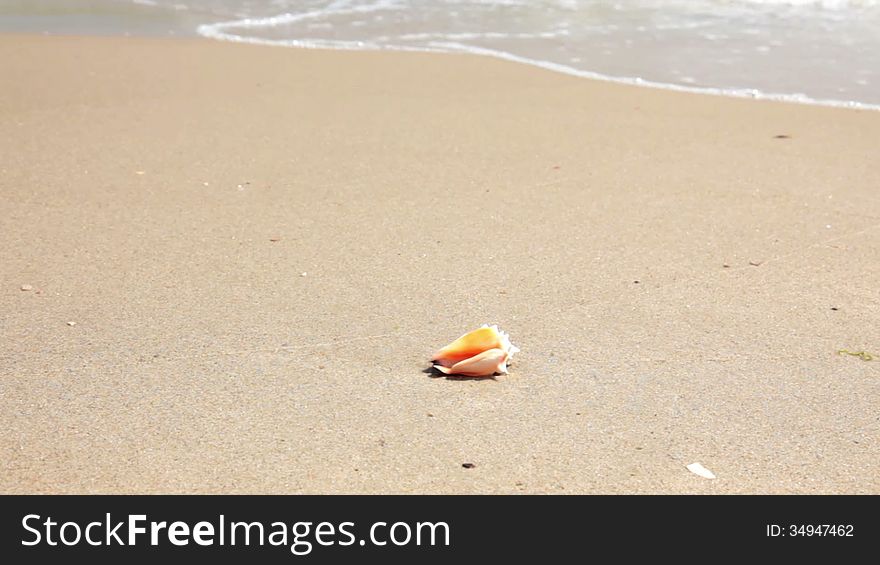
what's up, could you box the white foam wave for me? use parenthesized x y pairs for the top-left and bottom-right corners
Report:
(196, 1), (880, 111)
(732, 0), (879, 7)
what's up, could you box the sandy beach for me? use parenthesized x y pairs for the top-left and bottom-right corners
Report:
(1, 34), (878, 494)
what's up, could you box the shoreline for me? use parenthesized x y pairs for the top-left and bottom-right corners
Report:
(194, 24), (880, 113)
(3, 29), (878, 111)
(2, 34), (878, 494)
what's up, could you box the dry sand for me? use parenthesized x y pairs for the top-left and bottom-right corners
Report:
(1, 35), (878, 494)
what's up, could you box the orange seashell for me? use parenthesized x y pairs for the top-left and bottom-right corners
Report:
(431, 325), (519, 377)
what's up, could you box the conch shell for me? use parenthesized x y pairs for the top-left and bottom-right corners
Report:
(431, 325), (519, 377)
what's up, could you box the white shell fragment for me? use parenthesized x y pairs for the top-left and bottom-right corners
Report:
(686, 462), (716, 479)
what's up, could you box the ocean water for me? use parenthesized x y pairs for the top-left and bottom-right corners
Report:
(2, 0), (879, 108)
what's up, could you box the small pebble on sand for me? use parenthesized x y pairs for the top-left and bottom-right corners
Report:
(20, 284), (33, 291)
(300, 272), (307, 277)
(66, 321), (77, 327)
